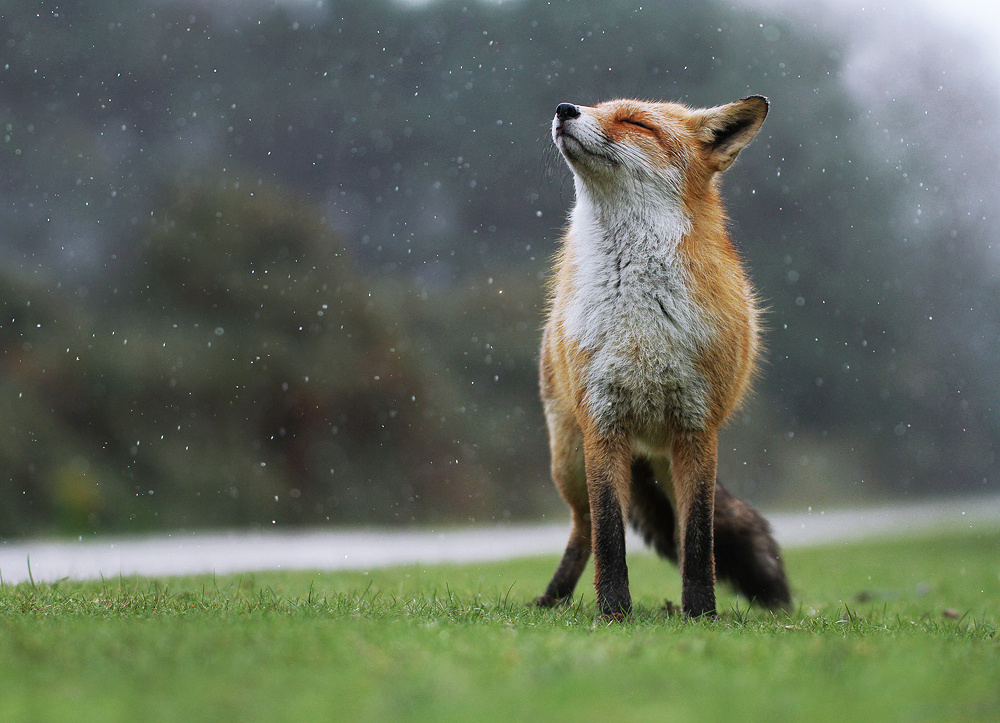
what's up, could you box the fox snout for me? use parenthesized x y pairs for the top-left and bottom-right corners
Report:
(555, 103), (581, 122)
(552, 103), (581, 140)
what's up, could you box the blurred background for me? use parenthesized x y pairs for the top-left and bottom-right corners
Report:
(1, 0), (998, 537)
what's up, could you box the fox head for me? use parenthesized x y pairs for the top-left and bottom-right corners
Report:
(551, 96), (768, 214)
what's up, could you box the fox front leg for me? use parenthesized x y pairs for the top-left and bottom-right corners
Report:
(584, 433), (633, 619)
(672, 430), (720, 618)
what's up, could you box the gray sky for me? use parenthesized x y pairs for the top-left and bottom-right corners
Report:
(743, 0), (1000, 68)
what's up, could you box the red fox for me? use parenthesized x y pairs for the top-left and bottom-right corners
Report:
(535, 96), (791, 618)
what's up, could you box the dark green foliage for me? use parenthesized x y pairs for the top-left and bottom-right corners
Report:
(0, 181), (499, 532)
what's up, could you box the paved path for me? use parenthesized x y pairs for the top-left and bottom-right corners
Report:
(1, 495), (998, 585)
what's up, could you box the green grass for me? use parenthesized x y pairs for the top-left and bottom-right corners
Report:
(1, 525), (998, 722)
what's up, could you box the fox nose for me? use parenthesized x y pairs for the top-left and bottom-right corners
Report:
(555, 103), (581, 121)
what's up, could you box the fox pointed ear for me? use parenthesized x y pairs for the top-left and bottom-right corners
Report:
(696, 95), (769, 173)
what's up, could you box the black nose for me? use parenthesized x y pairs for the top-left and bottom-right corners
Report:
(555, 103), (581, 121)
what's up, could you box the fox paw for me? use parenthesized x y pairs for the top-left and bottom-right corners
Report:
(532, 594), (566, 608)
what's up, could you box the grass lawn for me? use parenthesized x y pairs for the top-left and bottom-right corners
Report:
(0, 524), (998, 722)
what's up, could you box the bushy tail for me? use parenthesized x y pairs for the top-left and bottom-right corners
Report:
(629, 458), (791, 610)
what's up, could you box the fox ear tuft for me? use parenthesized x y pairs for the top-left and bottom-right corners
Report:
(696, 96), (768, 173)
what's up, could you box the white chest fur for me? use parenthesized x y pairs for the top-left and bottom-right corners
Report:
(562, 196), (716, 438)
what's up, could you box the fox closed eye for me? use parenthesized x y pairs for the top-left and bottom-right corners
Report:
(621, 117), (653, 132)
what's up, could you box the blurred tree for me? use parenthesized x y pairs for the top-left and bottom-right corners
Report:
(1, 0), (998, 535)
(1, 179), (499, 533)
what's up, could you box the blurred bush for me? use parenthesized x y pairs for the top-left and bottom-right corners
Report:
(0, 181), (520, 533)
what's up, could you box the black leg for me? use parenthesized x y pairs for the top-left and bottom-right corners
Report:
(672, 432), (719, 618)
(535, 522), (591, 606)
(680, 484), (716, 617)
(590, 481), (631, 618)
